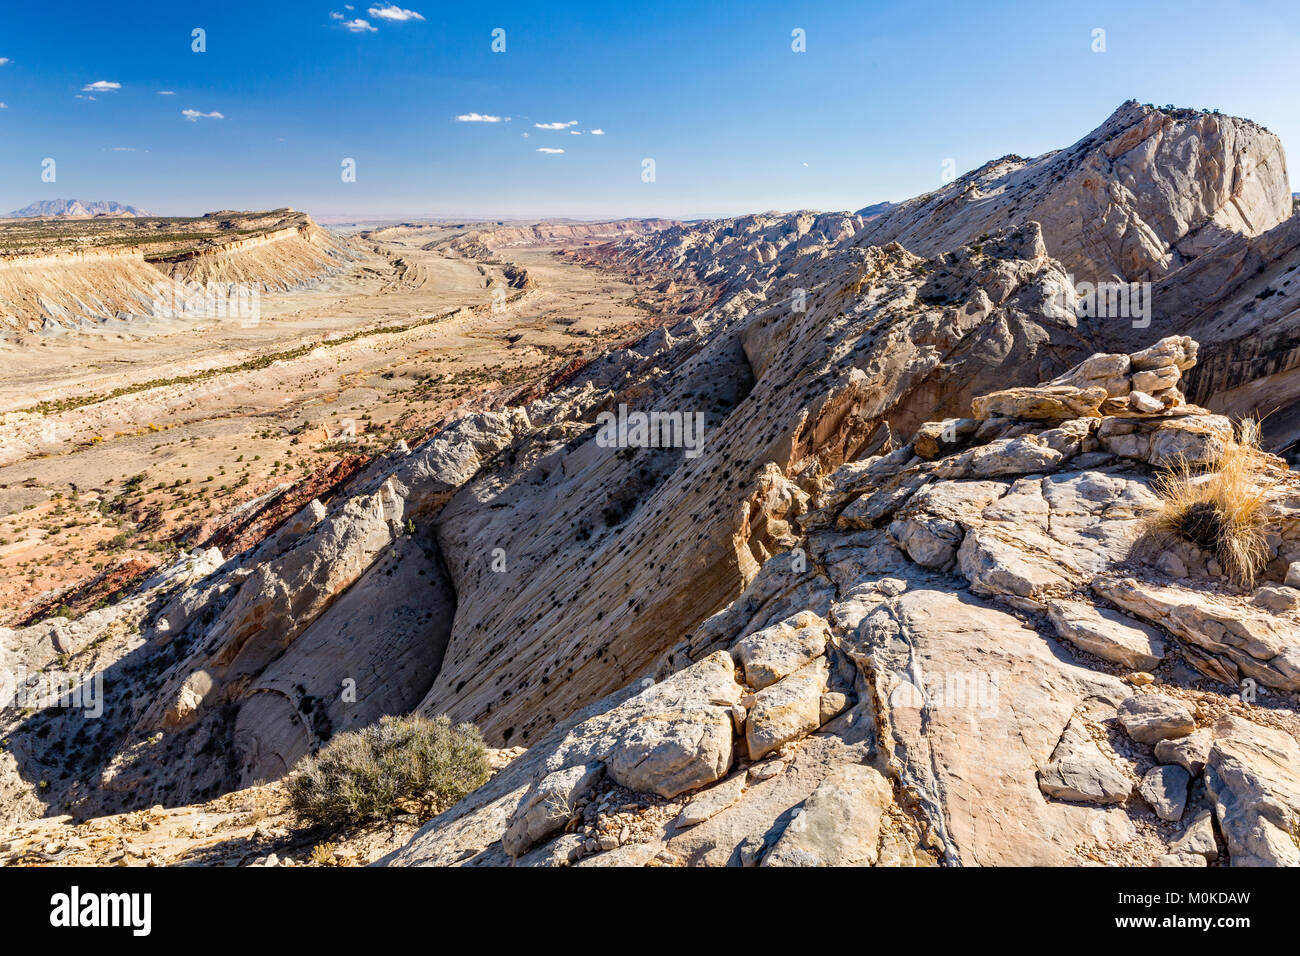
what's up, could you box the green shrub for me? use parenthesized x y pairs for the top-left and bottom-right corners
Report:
(287, 714), (489, 827)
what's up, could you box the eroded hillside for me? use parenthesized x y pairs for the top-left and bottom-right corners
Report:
(0, 209), (351, 333)
(4, 102), (1300, 868)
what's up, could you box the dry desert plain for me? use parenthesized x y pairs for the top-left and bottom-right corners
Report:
(0, 217), (673, 627)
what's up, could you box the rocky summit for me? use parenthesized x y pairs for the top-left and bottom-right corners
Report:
(3, 101), (1300, 871)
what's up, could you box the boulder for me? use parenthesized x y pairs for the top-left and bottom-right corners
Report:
(1139, 764), (1190, 821)
(1204, 716), (1300, 866)
(1037, 716), (1131, 804)
(1171, 806), (1219, 861)
(970, 385), (1107, 422)
(1155, 729), (1212, 777)
(1129, 336), (1198, 372)
(1049, 352), (1131, 397)
(603, 651), (745, 798)
(761, 764), (893, 866)
(1046, 600), (1166, 671)
(1116, 694), (1196, 745)
(913, 418), (978, 460)
(746, 657), (830, 759)
(502, 762), (604, 858)
(732, 611), (830, 690)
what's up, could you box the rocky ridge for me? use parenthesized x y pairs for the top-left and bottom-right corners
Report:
(380, 340), (1300, 867)
(2, 101), (1299, 867)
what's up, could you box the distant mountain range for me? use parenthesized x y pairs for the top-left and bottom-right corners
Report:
(7, 199), (150, 218)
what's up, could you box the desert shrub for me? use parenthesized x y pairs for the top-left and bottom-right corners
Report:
(287, 714), (489, 827)
(1146, 420), (1274, 587)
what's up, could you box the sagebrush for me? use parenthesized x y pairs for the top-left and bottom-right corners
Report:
(287, 714), (490, 827)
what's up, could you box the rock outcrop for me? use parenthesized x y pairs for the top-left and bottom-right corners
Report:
(381, 343), (1300, 867)
(4, 101), (1299, 869)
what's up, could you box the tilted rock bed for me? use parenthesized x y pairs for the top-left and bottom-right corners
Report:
(383, 339), (1300, 867)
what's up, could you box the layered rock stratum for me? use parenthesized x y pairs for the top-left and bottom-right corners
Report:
(3, 101), (1300, 867)
(0, 209), (350, 333)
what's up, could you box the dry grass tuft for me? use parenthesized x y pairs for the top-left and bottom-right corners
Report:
(1145, 418), (1275, 588)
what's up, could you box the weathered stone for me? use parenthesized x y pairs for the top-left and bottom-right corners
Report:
(603, 651), (745, 798)
(1046, 600), (1166, 671)
(1130, 336), (1199, 372)
(1117, 694), (1196, 745)
(888, 480), (1005, 569)
(1095, 414), (1232, 467)
(970, 385), (1107, 422)
(1131, 366), (1181, 393)
(1140, 764), (1190, 821)
(746, 657), (830, 760)
(1049, 352), (1131, 397)
(761, 764), (892, 866)
(1204, 715), (1300, 866)
(935, 435), (1065, 478)
(732, 611), (829, 690)
(1094, 576), (1300, 692)
(1251, 585), (1300, 613)
(503, 762), (604, 858)
(1171, 806), (1219, 861)
(674, 773), (748, 828)
(1128, 390), (1165, 414)
(852, 587), (1134, 866)
(819, 692), (848, 724)
(914, 418), (978, 460)
(1155, 729), (1212, 777)
(1037, 716), (1131, 804)
(958, 529), (1063, 603)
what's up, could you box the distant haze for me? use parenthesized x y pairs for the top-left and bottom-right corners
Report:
(8, 199), (150, 218)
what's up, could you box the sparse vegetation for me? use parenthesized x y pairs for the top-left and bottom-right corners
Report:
(286, 714), (489, 828)
(1146, 419), (1275, 587)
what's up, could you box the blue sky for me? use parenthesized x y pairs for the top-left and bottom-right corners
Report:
(0, 0), (1296, 220)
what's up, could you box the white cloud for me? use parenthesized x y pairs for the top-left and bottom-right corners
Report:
(589, 129), (604, 135)
(536, 147), (564, 154)
(0, 102), (7, 109)
(81, 80), (121, 92)
(0, 58), (9, 66)
(534, 120), (577, 130)
(455, 112), (504, 123)
(157, 90), (176, 95)
(111, 146), (136, 151)
(182, 109), (225, 121)
(368, 4), (424, 21)
(75, 95), (95, 101)
(570, 130), (582, 135)
(342, 18), (376, 32)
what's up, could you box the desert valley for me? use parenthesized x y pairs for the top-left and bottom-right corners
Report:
(1, 99), (1300, 879)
